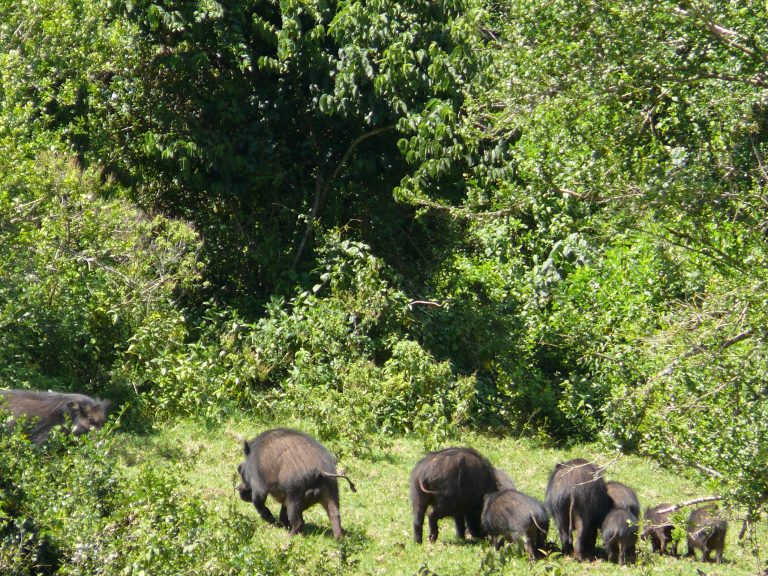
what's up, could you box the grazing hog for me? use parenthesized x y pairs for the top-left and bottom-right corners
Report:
(481, 489), (550, 559)
(410, 447), (498, 543)
(236, 428), (356, 539)
(0, 389), (108, 445)
(544, 458), (612, 560)
(606, 481), (640, 517)
(686, 507), (727, 563)
(642, 503), (677, 556)
(493, 468), (516, 491)
(601, 507), (638, 565)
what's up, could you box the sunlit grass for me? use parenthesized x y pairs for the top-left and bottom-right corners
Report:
(118, 418), (767, 575)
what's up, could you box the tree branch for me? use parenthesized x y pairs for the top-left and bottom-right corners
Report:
(680, 72), (768, 89)
(648, 327), (752, 384)
(408, 196), (519, 220)
(293, 126), (396, 269)
(328, 125), (396, 188)
(55, 243), (138, 288)
(673, 5), (768, 64)
(656, 496), (723, 515)
(667, 454), (724, 479)
(632, 225), (748, 274)
(408, 300), (444, 309)
(716, 328), (754, 353)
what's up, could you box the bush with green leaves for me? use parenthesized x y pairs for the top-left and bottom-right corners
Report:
(437, 0), (768, 514)
(110, 229), (482, 448)
(0, 422), (119, 575)
(249, 231), (478, 453)
(0, 147), (202, 401)
(602, 268), (768, 513)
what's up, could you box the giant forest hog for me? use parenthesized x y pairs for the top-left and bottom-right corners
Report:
(686, 507), (727, 563)
(606, 480), (640, 517)
(410, 447), (498, 543)
(0, 389), (108, 444)
(601, 507), (638, 565)
(544, 458), (612, 560)
(237, 428), (356, 539)
(481, 489), (550, 559)
(642, 503), (677, 556)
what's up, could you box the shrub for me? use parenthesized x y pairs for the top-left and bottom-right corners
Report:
(0, 149), (202, 405)
(253, 231), (478, 454)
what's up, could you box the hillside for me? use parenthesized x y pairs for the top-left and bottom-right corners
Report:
(109, 418), (761, 575)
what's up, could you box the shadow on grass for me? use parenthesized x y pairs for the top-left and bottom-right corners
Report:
(261, 520), (372, 546)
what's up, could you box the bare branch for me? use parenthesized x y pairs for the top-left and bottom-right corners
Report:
(649, 343), (704, 382)
(8, 198), (45, 225)
(716, 329), (754, 353)
(667, 454), (724, 479)
(647, 327), (752, 385)
(55, 244), (138, 288)
(673, 5), (768, 64)
(293, 126), (396, 269)
(408, 300), (444, 309)
(656, 496), (723, 515)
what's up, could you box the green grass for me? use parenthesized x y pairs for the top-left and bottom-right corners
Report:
(118, 418), (767, 576)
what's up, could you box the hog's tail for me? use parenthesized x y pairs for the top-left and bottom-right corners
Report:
(321, 471), (358, 493)
(419, 477), (440, 495)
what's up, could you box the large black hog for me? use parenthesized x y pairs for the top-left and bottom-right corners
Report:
(481, 489), (550, 559)
(606, 481), (640, 517)
(410, 447), (498, 543)
(236, 428), (356, 539)
(642, 503), (677, 556)
(686, 507), (727, 563)
(0, 389), (108, 445)
(601, 507), (638, 565)
(544, 458), (612, 560)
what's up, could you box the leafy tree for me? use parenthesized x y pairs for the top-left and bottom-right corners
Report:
(397, 0), (768, 509)
(0, 0), (132, 160)
(99, 0), (486, 301)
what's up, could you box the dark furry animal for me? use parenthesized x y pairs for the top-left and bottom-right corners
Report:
(236, 428), (356, 539)
(0, 389), (108, 445)
(601, 507), (638, 565)
(642, 503), (677, 556)
(606, 481), (640, 517)
(481, 489), (550, 559)
(409, 447), (498, 543)
(686, 507), (727, 563)
(544, 458), (612, 560)
(493, 468), (516, 491)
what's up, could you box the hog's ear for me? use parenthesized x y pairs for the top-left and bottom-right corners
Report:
(243, 440), (251, 455)
(100, 399), (112, 413)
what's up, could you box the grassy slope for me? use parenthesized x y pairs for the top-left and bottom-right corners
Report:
(119, 418), (766, 576)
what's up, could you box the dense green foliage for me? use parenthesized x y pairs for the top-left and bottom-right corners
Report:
(0, 148), (201, 402)
(3, 0), (768, 571)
